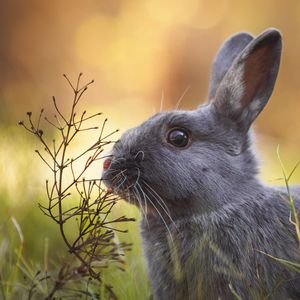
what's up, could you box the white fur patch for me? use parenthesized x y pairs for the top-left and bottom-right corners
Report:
(249, 99), (261, 114)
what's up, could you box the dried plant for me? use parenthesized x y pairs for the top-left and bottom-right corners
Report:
(19, 74), (135, 299)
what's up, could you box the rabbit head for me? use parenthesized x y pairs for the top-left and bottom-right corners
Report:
(102, 29), (282, 218)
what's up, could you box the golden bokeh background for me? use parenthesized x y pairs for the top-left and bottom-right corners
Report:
(1, 0), (300, 135)
(1, 0), (300, 191)
(1, 1), (300, 297)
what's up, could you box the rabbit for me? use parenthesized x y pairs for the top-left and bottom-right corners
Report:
(102, 28), (300, 299)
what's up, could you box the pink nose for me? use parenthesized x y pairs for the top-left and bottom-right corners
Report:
(103, 158), (112, 170)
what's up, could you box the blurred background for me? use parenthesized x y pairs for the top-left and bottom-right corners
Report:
(1, 0), (300, 298)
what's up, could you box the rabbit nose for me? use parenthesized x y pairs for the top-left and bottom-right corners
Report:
(103, 158), (112, 170)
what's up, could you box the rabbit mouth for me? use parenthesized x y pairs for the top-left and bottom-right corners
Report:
(102, 168), (134, 192)
(101, 154), (173, 221)
(102, 163), (171, 216)
(102, 160), (141, 199)
(102, 153), (144, 194)
(103, 169), (144, 207)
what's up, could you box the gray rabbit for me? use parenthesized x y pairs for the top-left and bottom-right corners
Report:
(103, 28), (300, 299)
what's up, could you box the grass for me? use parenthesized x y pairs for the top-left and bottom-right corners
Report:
(0, 181), (150, 300)
(255, 147), (300, 278)
(277, 145), (300, 246)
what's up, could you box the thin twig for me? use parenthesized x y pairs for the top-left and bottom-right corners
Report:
(20, 74), (134, 299)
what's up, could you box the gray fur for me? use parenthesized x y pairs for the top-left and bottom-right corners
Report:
(208, 32), (254, 100)
(103, 28), (300, 299)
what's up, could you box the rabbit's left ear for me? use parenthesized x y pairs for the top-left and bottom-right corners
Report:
(212, 28), (282, 132)
(208, 32), (254, 100)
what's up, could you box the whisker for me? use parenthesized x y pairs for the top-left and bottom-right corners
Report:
(135, 167), (141, 186)
(111, 157), (126, 164)
(134, 150), (145, 161)
(134, 186), (150, 229)
(134, 168), (150, 226)
(143, 190), (174, 243)
(141, 181), (178, 232)
(115, 173), (127, 191)
(139, 186), (150, 229)
(175, 85), (191, 110)
(142, 181), (171, 214)
(142, 186), (149, 216)
(103, 167), (122, 174)
(133, 187), (147, 219)
(127, 190), (132, 206)
(109, 169), (127, 183)
(100, 170), (122, 182)
(160, 89), (165, 112)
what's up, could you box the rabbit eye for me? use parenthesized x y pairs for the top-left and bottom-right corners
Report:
(167, 129), (189, 148)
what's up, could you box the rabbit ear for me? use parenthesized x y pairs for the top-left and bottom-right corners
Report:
(208, 32), (254, 100)
(212, 28), (282, 132)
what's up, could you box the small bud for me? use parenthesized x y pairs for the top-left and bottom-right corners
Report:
(18, 121), (24, 125)
(27, 112), (32, 116)
(38, 130), (43, 136)
(77, 265), (88, 274)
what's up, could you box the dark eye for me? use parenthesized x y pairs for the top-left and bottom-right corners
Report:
(167, 129), (189, 148)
